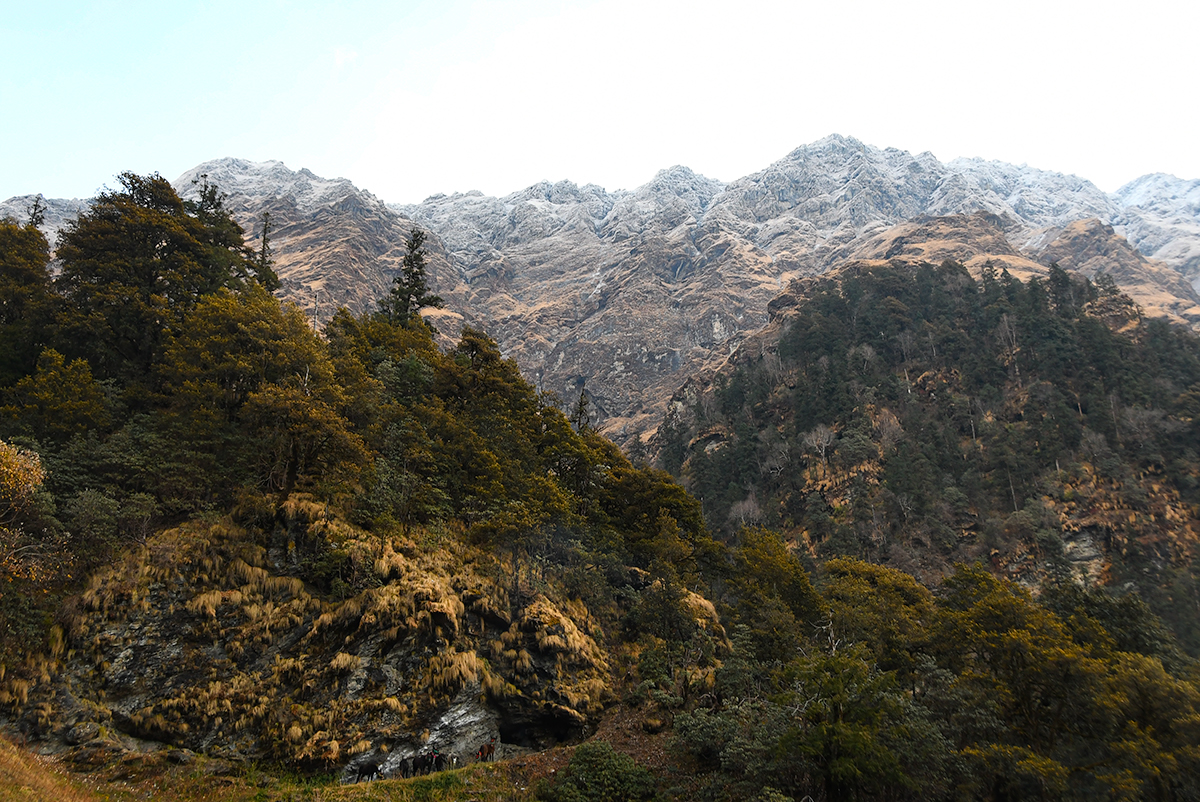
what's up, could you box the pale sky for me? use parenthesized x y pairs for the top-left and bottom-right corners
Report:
(2, 0), (1196, 204)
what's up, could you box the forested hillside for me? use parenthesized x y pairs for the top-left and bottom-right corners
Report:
(0, 172), (707, 688)
(659, 259), (1200, 652)
(3, 178), (1200, 801)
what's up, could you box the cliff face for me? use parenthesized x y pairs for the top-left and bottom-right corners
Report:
(402, 167), (785, 436)
(170, 160), (470, 334)
(1029, 218), (1200, 325)
(1113, 173), (1200, 278)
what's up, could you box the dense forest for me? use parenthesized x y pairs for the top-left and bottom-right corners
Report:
(661, 260), (1200, 653)
(1, 177), (1200, 801)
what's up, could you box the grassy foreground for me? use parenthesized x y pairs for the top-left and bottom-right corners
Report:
(0, 735), (114, 802)
(0, 734), (566, 802)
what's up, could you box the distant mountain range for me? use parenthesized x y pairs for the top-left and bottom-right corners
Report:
(4, 134), (1199, 443)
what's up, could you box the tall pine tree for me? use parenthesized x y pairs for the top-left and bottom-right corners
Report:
(378, 229), (443, 325)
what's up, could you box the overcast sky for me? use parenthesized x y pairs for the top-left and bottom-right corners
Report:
(2, 0), (1195, 204)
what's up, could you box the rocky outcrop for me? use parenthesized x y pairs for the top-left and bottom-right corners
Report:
(31, 499), (610, 775)
(1028, 218), (1200, 325)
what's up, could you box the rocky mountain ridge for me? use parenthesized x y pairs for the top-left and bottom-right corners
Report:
(5, 135), (1199, 443)
(394, 137), (1200, 440)
(1113, 172), (1200, 274)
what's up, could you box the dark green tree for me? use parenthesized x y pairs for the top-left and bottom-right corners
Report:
(0, 216), (55, 384)
(539, 740), (657, 802)
(252, 210), (281, 291)
(54, 172), (266, 386)
(378, 229), (443, 325)
(187, 174), (274, 289)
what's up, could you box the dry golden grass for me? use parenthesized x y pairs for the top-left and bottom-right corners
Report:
(0, 735), (111, 802)
(329, 652), (361, 673)
(520, 597), (606, 670)
(6, 493), (630, 779)
(428, 649), (481, 694)
(481, 668), (518, 700)
(374, 540), (405, 580)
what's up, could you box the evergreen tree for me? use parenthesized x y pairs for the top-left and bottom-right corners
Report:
(378, 229), (443, 325)
(0, 217), (55, 384)
(54, 172), (265, 385)
(253, 210), (281, 291)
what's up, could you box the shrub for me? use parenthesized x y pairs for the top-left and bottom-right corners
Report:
(539, 740), (657, 802)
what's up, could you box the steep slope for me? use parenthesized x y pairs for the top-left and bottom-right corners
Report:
(172, 159), (469, 330)
(949, 157), (1120, 228)
(702, 137), (1121, 274)
(399, 167), (783, 436)
(394, 136), (1200, 440)
(838, 212), (1200, 326)
(1029, 218), (1200, 325)
(40, 503), (610, 774)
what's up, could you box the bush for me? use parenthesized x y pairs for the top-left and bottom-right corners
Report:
(539, 740), (657, 802)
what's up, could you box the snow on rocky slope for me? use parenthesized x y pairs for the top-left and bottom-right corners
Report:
(1113, 173), (1200, 279)
(5, 136), (1199, 442)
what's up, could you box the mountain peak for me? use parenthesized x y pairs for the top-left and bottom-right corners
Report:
(173, 158), (374, 214)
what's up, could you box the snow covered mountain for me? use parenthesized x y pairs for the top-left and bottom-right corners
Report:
(1113, 173), (1200, 275)
(385, 135), (1200, 439)
(5, 135), (1199, 443)
(0, 195), (87, 247)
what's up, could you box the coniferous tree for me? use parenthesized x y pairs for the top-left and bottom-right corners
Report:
(253, 210), (281, 291)
(54, 172), (267, 386)
(0, 216), (55, 384)
(378, 229), (443, 325)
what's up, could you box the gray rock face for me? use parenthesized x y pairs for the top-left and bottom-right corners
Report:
(344, 686), (499, 783)
(0, 194), (88, 248)
(173, 159), (469, 327)
(64, 721), (100, 745)
(6, 137), (1198, 444)
(948, 157), (1120, 228)
(1113, 173), (1200, 280)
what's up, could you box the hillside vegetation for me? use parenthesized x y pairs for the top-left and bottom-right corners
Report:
(2, 180), (1200, 801)
(0, 176), (708, 735)
(661, 260), (1200, 650)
